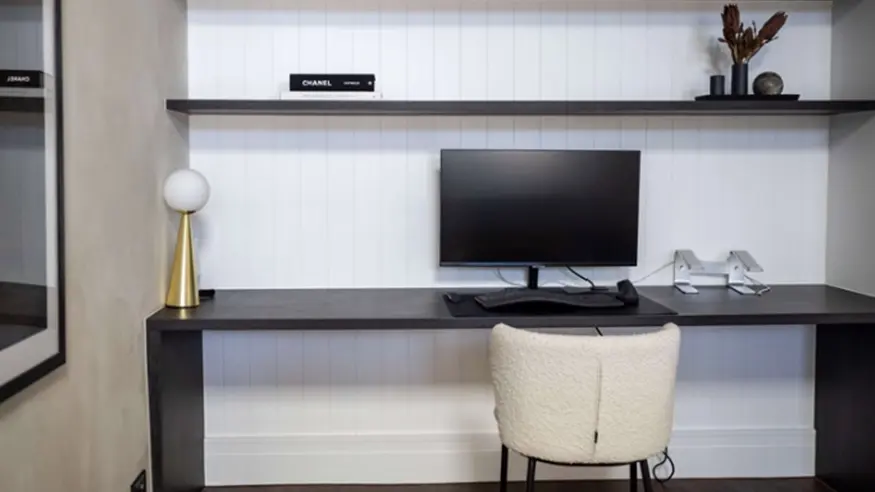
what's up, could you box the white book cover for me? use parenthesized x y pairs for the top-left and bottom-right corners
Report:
(280, 91), (383, 100)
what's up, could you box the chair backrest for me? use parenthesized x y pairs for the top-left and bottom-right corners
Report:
(490, 323), (681, 465)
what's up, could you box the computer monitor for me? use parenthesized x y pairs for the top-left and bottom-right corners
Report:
(439, 149), (641, 271)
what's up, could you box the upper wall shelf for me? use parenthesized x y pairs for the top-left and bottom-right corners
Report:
(0, 96), (44, 114)
(167, 99), (875, 116)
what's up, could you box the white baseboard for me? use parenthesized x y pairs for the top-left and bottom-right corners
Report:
(204, 428), (815, 486)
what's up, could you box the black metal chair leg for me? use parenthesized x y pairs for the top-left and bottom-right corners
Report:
(499, 445), (508, 492)
(629, 462), (638, 492)
(526, 457), (537, 492)
(639, 460), (654, 492)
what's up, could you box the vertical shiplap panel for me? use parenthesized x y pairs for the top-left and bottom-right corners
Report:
(222, 331), (253, 434)
(620, 4), (647, 99)
(214, 0), (247, 97)
(565, 4), (594, 100)
(326, 7), (355, 73)
(271, 0), (300, 96)
(513, 117), (541, 149)
(513, 4), (540, 100)
(539, 4), (567, 101)
(353, 6), (381, 83)
(243, 6), (275, 98)
(663, 118), (700, 283)
(639, 118), (676, 274)
(566, 117), (595, 150)
(406, 330), (437, 430)
(326, 118), (357, 287)
(298, 118), (329, 287)
(406, 118), (437, 286)
(540, 116), (568, 149)
(187, 0), (217, 97)
(203, 332), (226, 435)
(593, 3), (622, 99)
(273, 117), (304, 287)
(191, 123), (220, 287)
(486, 1), (514, 100)
(378, 331), (410, 431)
(380, 0), (408, 99)
(301, 331), (332, 433)
(328, 333), (360, 433)
(352, 118), (383, 286)
(352, 330), (388, 431)
(459, 1), (488, 100)
(487, 117), (514, 149)
(644, 3), (674, 99)
(248, 332), (279, 433)
(433, 3), (461, 100)
(275, 331), (305, 435)
(407, 6), (435, 100)
(378, 118), (409, 286)
(243, 123), (277, 287)
(299, 1), (328, 73)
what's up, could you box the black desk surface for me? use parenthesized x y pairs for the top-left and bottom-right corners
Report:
(146, 284), (875, 331)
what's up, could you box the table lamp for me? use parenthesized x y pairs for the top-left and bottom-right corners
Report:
(164, 169), (210, 308)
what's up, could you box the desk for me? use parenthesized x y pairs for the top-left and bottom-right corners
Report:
(146, 285), (875, 492)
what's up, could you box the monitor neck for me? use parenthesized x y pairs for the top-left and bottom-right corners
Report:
(526, 266), (540, 290)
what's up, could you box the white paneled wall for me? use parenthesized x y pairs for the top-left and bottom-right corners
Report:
(187, 0), (829, 485)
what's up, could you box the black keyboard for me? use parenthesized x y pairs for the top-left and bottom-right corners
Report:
(474, 289), (624, 310)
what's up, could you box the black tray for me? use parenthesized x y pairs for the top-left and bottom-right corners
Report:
(695, 94), (800, 101)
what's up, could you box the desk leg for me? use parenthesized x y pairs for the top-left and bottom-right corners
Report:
(148, 330), (205, 492)
(815, 324), (875, 492)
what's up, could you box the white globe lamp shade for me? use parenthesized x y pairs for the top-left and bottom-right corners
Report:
(164, 169), (210, 213)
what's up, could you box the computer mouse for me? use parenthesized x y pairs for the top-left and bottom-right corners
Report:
(615, 279), (639, 306)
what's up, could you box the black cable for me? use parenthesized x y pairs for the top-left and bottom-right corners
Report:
(566, 266), (596, 288)
(653, 446), (675, 483)
(594, 326), (603, 336)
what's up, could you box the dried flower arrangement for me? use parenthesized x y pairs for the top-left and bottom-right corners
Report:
(719, 4), (788, 65)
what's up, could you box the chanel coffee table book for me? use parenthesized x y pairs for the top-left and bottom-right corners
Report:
(289, 74), (375, 92)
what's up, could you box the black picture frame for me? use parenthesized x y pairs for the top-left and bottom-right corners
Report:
(0, 0), (65, 405)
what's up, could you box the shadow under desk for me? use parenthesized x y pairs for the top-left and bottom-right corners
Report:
(146, 285), (875, 492)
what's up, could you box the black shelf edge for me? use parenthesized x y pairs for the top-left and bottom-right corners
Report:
(0, 96), (45, 114)
(165, 99), (875, 116)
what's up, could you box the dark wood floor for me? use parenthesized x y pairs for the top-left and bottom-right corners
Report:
(206, 478), (835, 492)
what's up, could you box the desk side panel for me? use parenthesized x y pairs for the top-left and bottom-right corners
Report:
(148, 330), (205, 492)
(815, 323), (875, 491)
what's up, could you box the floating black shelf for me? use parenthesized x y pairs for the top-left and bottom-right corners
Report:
(0, 96), (44, 114)
(166, 99), (875, 116)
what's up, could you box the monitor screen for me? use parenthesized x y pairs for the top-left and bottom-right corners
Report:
(439, 149), (640, 267)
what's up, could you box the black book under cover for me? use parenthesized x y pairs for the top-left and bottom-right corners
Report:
(289, 74), (375, 92)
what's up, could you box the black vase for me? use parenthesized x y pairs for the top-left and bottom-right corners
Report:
(731, 63), (749, 96)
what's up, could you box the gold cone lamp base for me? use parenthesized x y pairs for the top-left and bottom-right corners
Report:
(166, 212), (199, 308)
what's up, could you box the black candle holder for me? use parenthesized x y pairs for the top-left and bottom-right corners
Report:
(710, 75), (726, 96)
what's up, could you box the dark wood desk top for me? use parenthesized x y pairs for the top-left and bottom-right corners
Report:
(0, 282), (47, 328)
(146, 284), (875, 331)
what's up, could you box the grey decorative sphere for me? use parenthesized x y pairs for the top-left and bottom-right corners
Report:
(753, 71), (784, 96)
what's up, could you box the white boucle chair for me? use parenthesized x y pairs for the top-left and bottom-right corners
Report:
(489, 322), (681, 492)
